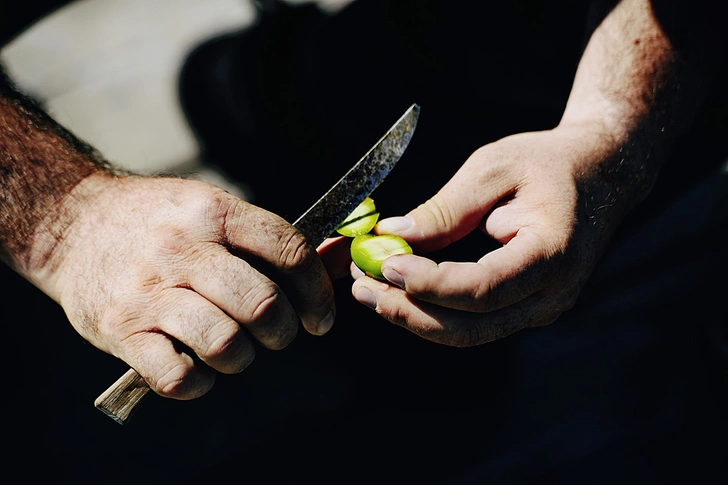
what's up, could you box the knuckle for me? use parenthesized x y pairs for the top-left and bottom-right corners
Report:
(101, 311), (149, 351)
(277, 228), (315, 271)
(247, 281), (282, 321)
(151, 222), (214, 269)
(220, 193), (253, 236)
(203, 322), (244, 360)
(154, 362), (212, 400)
(199, 320), (256, 374)
(202, 186), (235, 218)
(154, 362), (190, 396)
(419, 196), (453, 231)
(245, 283), (298, 349)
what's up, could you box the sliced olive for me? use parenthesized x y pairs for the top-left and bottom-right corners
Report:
(351, 233), (413, 280)
(337, 213), (380, 237)
(336, 197), (380, 237)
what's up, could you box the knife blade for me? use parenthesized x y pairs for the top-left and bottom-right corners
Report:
(293, 103), (420, 247)
(94, 103), (420, 424)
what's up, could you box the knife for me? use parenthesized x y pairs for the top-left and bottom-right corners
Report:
(94, 103), (420, 424)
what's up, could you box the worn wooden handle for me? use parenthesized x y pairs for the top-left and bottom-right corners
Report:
(94, 368), (151, 425)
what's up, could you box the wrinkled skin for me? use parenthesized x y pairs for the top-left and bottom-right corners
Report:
(319, 123), (623, 347)
(38, 174), (336, 399)
(317, 0), (707, 348)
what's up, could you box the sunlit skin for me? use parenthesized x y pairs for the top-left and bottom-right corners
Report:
(1, 0), (723, 405)
(318, 0), (713, 348)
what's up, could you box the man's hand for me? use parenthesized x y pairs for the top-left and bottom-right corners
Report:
(1, 64), (335, 402)
(323, 124), (623, 347)
(46, 174), (336, 400)
(319, 0), (723, 347)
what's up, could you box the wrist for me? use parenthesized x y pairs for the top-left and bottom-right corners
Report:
(19, 172), (120, 298)
(0, 79), (117, 296)
(548, 121), (658, 238)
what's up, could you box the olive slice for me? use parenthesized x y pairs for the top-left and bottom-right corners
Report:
(351, 233), (413, 280)
(336, 197), (380, 237)
(336, 213), (380, 237)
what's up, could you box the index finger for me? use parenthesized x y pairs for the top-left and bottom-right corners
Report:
(379, 227), (551, 313)
(223, 200), (336, 336)
(351, 276), (558, 347)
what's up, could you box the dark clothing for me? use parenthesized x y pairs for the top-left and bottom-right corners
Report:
(1, 1), (726, 484)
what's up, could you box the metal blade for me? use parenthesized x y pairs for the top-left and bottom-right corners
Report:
(293, 103), (420, 247)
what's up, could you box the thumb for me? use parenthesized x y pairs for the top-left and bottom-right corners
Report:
(375, 189), (487, 253)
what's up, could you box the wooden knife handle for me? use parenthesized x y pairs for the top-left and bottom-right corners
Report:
(94, 368), (151, 425)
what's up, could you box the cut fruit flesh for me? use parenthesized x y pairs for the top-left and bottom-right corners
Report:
(336, 197), (379, 237)
(351, 233), (413, 280)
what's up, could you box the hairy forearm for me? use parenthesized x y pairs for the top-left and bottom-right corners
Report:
(559, 0), (724, 223)
(563, 0), (677, 139)
(0, 66), (114, 278)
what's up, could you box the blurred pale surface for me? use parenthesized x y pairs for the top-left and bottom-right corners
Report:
(1, 0), (255, 174)
(0, 0), (354, 197)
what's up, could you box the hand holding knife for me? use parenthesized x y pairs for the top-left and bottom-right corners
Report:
(94, 103), (420, 424)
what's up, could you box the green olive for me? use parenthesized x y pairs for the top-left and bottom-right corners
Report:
(336, 197), (380, 237)
(351, 233), (413, 280)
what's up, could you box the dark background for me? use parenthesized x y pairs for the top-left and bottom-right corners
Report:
(2, 1), (727, 483)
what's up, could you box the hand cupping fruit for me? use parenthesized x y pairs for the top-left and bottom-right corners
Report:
(336, 197), (413, 281)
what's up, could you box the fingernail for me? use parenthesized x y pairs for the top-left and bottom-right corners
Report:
(355, 287), (377, 310)
(315, 309), (335, 335)
(377, 216), (412, 233)
(382, 267), (404, 288)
